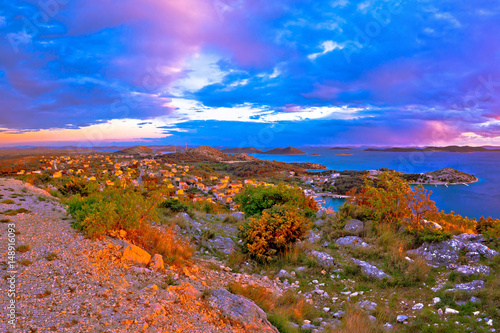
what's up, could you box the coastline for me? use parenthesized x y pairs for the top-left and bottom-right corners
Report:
(410, 177), (479, 186)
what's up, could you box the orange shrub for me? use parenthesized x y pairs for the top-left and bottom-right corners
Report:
(239, 205), (310, 261)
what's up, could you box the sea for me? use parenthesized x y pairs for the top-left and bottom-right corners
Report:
(243, 148), (500, 220)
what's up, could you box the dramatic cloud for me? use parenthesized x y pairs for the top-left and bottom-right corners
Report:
(0, 0), (499, 146)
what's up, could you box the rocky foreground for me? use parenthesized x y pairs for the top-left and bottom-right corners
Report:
(0, 178), (283, 332)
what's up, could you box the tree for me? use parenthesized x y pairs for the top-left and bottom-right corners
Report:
(347, 172), (437, 230)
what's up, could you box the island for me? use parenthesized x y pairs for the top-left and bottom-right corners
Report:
(336, 153), (352, 156)
(365, 145), (500, 153)
(309, 168), (478, 197)
(330, 147), (354, 150)
(260, 147), (307, 155)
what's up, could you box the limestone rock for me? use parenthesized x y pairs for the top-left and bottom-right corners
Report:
(351, 259), (390, 280)
(122, 243), (151, 266)
(306, 230), (322, 244)
(453, 280), (485, 293)
(455, 265), (490, 276)
(407, 241), (459, 267)
(309, 250), (334, 267)
(335, 236), (370, 248)
(207, 236), (237, 255)
(357, 300), (377, 312)
(149, 254), (165, 271)
(409, 234), (498, 267)
(396, 315), (408, 322)
(344, 219), (364, 234)
(464, 242), (499, 258)
(208, 289), (279, 332)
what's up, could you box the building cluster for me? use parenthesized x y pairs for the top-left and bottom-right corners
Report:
(16, 154), (275, 208)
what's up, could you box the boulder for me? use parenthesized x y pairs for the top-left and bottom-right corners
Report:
(344, 219), (364, 234)
(464, 242), (499, 258)
(309, 250), (334, 267)
(351, 259), (390, 280)
(409, 235), (498, 267)
(306, 230), (322, 244)
(149, 254), (165, 271)
(407, 241), (459, 267)
(455, 265), (490, 276)
(412, 303), (424, 310)
(208, 236), (237, 255)
(208, 289), (279, 332)
(122, 243), (151, 265)
(357, 300), (377, 312)
(335, 236), (370, 248)
(178, 212), (194, 224)
(396, 315), (408, 322)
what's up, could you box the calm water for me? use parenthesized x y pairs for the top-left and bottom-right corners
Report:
(246, 148), (500, 219)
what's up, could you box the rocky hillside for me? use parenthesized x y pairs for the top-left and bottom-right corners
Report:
(0, 178), (284, 332)
(115, 145), (156, 155)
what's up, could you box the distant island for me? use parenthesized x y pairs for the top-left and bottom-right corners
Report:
(260, 147), (307, 155)
(365, 145), (500, 153)
(336, 153), (352, 156)
(222, 146), (307, 155)
(330, 147), (354, 150)
(309, 153), (321, 156)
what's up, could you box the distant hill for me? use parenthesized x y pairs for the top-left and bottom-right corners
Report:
(115, 145), (156, 155)
(221, 147), (264, 154)
(261, 147), (307, 155)
(148, 145), (188, 152)
(365, 146), (500, 153)
(0, 147), (98, 157)
(330, 147), (354, 150)
(161, 146), (255, 163)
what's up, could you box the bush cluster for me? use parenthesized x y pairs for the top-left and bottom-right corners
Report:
(68, 188), (159, 238)
(235, 183), (318, 217)
(239, 205), (310, 261)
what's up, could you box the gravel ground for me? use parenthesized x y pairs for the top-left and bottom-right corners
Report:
(0, 178), (274, 333)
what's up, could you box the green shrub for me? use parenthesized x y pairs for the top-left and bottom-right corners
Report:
(68, 188), (159, 238)
(58, 177), (99, 197)
(239, 205), (310, 261)
(235, 183), (318, 217)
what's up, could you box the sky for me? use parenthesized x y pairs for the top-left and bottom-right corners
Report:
(1, 0), (500, 148)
